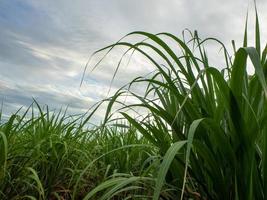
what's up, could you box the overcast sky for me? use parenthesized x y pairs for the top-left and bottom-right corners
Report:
(1, 0), (267, 120)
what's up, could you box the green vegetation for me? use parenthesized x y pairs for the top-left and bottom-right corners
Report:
(1, 8), (267, 200)
(0, 104), (154, 199)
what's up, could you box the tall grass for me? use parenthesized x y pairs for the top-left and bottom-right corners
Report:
(0, 104), (153, 199)
(83, 7), (267, 200)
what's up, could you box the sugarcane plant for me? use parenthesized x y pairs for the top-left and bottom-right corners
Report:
(84, 6), (267, 200)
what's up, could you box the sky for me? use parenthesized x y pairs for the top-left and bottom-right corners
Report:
(0, 0), (267, 121)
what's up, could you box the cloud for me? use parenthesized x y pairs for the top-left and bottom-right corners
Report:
(0, 79), (93, 113)
(1, 0), (267, 122)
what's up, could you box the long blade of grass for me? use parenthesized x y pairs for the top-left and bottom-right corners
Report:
(153, 141), (187, 200)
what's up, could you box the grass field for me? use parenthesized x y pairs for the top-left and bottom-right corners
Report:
(1, 8), (267, 200)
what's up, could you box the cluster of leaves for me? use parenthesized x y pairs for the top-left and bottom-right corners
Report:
(0, 103), (154, 199)
(86, 7), (267, 200)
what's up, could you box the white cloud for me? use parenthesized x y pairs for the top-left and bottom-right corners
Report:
(1, 0), (267, 123)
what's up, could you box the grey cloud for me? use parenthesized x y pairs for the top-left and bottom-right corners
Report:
(1, 0), (267, 121)
(0, 81), (94, 115)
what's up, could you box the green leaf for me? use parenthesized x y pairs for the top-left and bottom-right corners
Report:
(153, 141), (187, 200)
